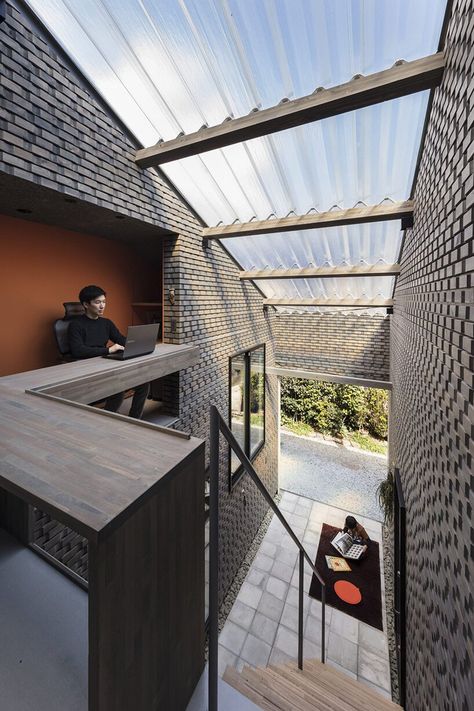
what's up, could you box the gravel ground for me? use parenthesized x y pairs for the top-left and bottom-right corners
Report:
(280, 430), (387, 521)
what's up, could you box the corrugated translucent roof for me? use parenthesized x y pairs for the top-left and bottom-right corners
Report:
(26, 0), (447, 309)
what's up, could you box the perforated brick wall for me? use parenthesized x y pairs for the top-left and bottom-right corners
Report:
(0, 1), (278, 601)
(390, 2), (474, 709)
(271, 312), (390, 381)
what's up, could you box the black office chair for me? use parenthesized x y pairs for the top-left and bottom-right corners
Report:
(53, 301), (84, 362)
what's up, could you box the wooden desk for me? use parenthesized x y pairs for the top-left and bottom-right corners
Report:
(0, 344), (205, 711)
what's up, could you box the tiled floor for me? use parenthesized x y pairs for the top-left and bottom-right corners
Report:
(218, 490), (392, 700)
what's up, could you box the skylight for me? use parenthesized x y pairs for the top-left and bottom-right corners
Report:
(26, 0), (448, 309)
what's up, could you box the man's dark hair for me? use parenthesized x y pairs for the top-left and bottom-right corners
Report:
(345, 515), (357, 529)
(78, 285), (106, 305)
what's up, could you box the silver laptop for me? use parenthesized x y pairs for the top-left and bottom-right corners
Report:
(104, 323), (160, 360)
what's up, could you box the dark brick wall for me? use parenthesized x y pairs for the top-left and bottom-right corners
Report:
(390, 2), (473, 709)
(0, 1), (278, 601)
(271, 312), (390, 381)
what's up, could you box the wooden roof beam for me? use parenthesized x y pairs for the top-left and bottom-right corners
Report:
(240, 264), (400, 280)
(136, 53), (444, 167)
(204, 201), (413, 240)
(264, 297), (393, 308)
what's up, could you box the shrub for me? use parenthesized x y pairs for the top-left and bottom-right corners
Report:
(280, 378), (388, 440)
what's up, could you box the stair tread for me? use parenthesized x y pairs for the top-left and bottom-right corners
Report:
(241, 665), (318, 711)
(295, 660), (402, 710)
(223, 666), (279, 711)
(267, 665), (360, 711)
(242, 664), (356, 711)
(224, 658), (403, 711)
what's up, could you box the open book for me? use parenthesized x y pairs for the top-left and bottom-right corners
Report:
(331, 531), (366, 560)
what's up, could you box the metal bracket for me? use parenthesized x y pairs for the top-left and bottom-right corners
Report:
(401, 214), (414, 230)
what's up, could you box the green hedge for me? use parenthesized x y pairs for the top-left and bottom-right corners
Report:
(280, 378), (388, 439)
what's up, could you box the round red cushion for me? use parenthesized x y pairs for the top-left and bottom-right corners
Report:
(334, 580), (362, 605)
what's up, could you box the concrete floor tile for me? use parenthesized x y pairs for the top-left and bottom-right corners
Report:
(358, 677), (392, 700)
(287, 512), (308, 529)
(358, 622), (389, 657)
(219, 621), (247, 656)
(290, 568), (312, 591)
(279, 498), (297, 514)
(275, 546), (298, 568)
(280, 531), (302, 550)
(250, 612), (279, 646)
(257, 591), (285, 622)
(304, 616), (329, 648)
(308, 598), (333, 624)
(294, 503), (311, 517)
(327, 630), (358, 674)
(259, 541), (277, 558)
(217, 645), (237, 677)
(274, 625), (299, 657)
(253, 552), (274, 572)
(270, 559), (294, 583)
(228, 600), (256, 631)
(235, 657), (246, 673)
(265, 576), (289, 601)
(285, 586), (310, 611)
(358, 647), (391, 690)
(268, 647), (295, 666)
(326, 658), (357, 680)
(246, 568), (268, 588)
(280, 602), (301, 631)
(240, 634), (272, 666)
(296, 495), (313, 509)
(238, 581), (264, 610)
(330, 608), (359, 644)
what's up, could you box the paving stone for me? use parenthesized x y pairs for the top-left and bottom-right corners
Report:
(238, 582), (264, 610)
(250, 612), (279, 646)
(265, 576), (289, 601)
(219, 621), (247, 656)
(228, 600), (256, 631)
(257, 591), (285, 622)
(240, 633), (272, 667)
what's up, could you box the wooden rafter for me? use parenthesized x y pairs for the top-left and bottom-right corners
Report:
(205, 201), (413, 239)
(264, 297), (393, 307)
(239, 264), (400, 280)
(136, 53), (444, 167)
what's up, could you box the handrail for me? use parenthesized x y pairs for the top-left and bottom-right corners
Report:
(208, 405), (326, 711)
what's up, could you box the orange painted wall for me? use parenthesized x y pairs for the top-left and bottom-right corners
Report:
(0, 214), (160, 376)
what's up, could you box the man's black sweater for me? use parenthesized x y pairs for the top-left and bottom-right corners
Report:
(68, 315), (126, 359)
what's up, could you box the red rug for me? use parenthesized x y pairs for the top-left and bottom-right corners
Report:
(308, 523), (383, 630)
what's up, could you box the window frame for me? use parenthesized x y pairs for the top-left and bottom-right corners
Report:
(228, 343), (266, 491)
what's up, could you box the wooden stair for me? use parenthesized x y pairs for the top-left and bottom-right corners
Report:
(223, 658), (403, 711)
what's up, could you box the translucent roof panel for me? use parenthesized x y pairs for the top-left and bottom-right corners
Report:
(224, 221), (403, 271)
(223, 220), (403, 300)
(163, 91), (430, 224)
(25, 0), (447, 310)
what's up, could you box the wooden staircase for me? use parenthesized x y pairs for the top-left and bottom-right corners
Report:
(223, 658), (403, 711)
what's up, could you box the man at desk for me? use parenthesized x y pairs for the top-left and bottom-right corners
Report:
(68, 285), (149, 419)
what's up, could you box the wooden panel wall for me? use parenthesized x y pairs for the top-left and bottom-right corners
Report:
(88, 447), (205, 711)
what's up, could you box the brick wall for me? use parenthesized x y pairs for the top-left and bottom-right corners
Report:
(271, 312), (390, 381)
(390, 2), (473, 709)
(0, 1), (278, 601)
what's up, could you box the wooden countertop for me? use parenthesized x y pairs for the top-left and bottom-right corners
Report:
(0, 344), (204, 542)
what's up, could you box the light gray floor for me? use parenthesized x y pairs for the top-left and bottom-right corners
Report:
(186, 665), (261, 711)
(280, 431), (387, 521)
(0, 528), (88, 711)
(218, 492), (392, 701)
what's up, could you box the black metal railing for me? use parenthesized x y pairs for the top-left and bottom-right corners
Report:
(208, 404), (326, 711)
